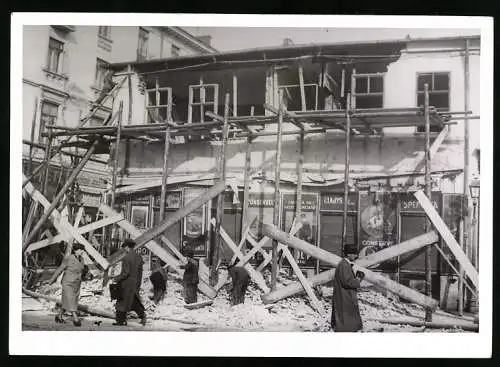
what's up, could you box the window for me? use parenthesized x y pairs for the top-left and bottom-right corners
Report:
(137, 28), (149, 61)
(171, 44), (180, 57)
(94, 58), (109, 89)
(39, 101), (59, 143)
(145, 87), (173, 123)
(46, 37), (64, 74)
(353, 74), (384, 109)
(416, 72), (450, 132)
(98, 26), (111, 39)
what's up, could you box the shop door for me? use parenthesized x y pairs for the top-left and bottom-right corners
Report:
(319, 213), (357, 268)
(399, 214), (438, 274)
(221, 210), (242, 264)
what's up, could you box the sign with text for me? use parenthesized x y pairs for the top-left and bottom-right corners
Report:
(320, 192), (358, 212)
(153, 191), (182, 209)
(400, 192), (441, 213)
(282, 193), (319, 268)
(245, 193), (276, 243)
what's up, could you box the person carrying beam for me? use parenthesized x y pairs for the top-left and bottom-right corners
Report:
(180, 247), (199, 304)
(111, 239), (147, 326)
(331, 245), (365, 332)
(227, 260), (250, 306)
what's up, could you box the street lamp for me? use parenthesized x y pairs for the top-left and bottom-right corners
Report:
(468, 178), (480, 313)
(469, 178), (480, 200)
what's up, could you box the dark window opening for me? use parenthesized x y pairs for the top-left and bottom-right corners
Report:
(353, 75), (384, 109)
(417, 72), (450, 132)
(171, 44), (180, 57)
(319, 214), (357, 268)
(94, 58), (109, 89)
(98, 26), (111, 40)
(137, 28), (149, 61)
(46, 37), (64, 74)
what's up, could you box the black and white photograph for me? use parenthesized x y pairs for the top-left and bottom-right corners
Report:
(10, 14), (492, 357)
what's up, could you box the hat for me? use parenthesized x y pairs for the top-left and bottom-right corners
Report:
(122, 239), (136, 249)
(73, 243), (85, 252)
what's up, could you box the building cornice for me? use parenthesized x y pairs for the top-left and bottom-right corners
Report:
(159, 26), (218, 54)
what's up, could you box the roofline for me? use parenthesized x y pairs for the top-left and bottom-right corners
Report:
(160, 26), (218, 54)
(108, 34), (480, 71)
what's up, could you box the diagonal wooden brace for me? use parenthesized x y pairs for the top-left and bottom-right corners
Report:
(25, 214), (123, 253)
(100, 204), (216, 299)
(22, 177), (109, 269)
(414, 190), (478, 288)
(211, 218), (270, 293)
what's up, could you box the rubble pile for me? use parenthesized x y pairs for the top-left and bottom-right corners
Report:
(31, 270), (468, 332)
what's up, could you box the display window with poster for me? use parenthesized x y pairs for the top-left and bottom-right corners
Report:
(211, 191), (244, 265)
(150, 191), (183, 269)
(281, 193), (319, 268)
(359, 192), (399, 272)
(130, 194), (151, 265)
(319, 192), (358, 269)
(182, 187), (208, 257)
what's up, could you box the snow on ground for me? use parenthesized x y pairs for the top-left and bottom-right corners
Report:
(30, 268), (471, 332)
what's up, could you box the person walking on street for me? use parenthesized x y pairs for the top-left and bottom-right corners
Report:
(46, 243), (87, 327)
(331, 246), (365, 332)
(227, 261), (250, 306)
(111, 239), (147, 326)
(180, 247), (199, 304)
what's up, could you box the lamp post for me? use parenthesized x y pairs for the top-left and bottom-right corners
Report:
(468, 178), (480, 313)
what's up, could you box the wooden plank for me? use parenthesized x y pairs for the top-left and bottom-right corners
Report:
(230, 215), (258, 265)
(159, 89), (173, 222)
(184, 300), (213, 310)
(261, 223), (438, 310)
(28, 97), (38, 174)
(281, 245), (324, 314)
(22, 201), (38, 243)
(211, 218), (269, 293)
(341, 93), (351, 255)
(212, 93), (231, 280)
(256, 223), (300, 273)
(429, 125), (450, 159)
(366, 317), (478, 332)
(22, 176), (109, 269)
(414, 190), (478, 288)
(64, 206), (85, 257)
(272, 89), (285, 290)
(107, 181), (226, 266)
(239, 235), (271, 267)
(25, 214), (123, 252)
(100, 204), (217, 299)
(23, 140), (100, 249)
(159, 235), (186, 263)
(110, 101), (123, 208)
(298, 64), (307, 112)
(356, 231), (439, 267)
(241, 136), (253, 237)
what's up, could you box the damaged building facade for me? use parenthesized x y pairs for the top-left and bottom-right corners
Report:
(41, 35), (479, 312)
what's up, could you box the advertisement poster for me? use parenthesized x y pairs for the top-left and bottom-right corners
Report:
(183, 188), (207, 257)
(440, 194), (462, 274)
(244, 193), (275, 245)
(359, 192), (398, 271)
(282, 193), (318, 267)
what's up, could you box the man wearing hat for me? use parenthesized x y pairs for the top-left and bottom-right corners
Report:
(179, 247), (199, 304)
(331, 245), (365, 332)
(112, 239), (147, 326)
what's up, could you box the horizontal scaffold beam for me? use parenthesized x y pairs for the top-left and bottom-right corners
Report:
(261, 223), (439, 310)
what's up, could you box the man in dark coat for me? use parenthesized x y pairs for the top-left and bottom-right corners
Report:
(180, 248), (199, 304)
(227, 261), (250, 306)
(331, 246), (365, 332)
(112, 239), (147, 326)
